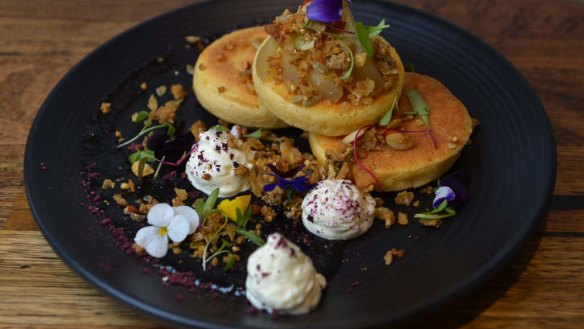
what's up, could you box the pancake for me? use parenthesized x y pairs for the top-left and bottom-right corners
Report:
(252, 36), (404, 136)
(193, 26), (287, 129)
(309, 72), (474, 192)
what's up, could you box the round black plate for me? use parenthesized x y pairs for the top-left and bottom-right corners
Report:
(24, 0), (555, 328)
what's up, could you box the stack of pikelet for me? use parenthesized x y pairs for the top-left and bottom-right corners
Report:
(193, 26), (474, 192)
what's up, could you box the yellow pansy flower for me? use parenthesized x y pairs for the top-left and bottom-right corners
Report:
(217, 194), (251, 221)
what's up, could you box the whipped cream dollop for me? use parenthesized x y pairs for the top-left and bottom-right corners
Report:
(302, 179), (375, 240)
(245, 233), (326, 315)
(185, 128), (252, 198)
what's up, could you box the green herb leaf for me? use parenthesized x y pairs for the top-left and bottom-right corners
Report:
(128, 150), (156, 164)
(406, 89), (430, 127)
(354, 22), (375, 59)
(235, 228), (265, 247)
(223, 254), (235, 271)
(194, 198), (205, 217)
(365, 19), (390, 38)
(153, 155), (164, 179)
(414, 200), (456, 220)
(166, 123), (175, 137)
(235, 207), (244, 227)
(244, 129), (262, 139)
(210, 125), (229, 132)
(132, 111), (150, 123)
(340, 41), (355, 80)
(203, 188), (220, 217)
(242, 207), (252, 227)
(202, 217), (229, 271)
(404, 62), (416, 72)
(117, 123), (173, 148)
(379, 101), (396, 127)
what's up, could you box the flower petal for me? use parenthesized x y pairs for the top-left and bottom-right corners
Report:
(147, 203), (174, 227)
(167, 215), (189, 243)
(218, 195), (251, 221)
(134, 226), (159, 248)
(135, 226), (168, 258)
(306, 0), (343, 23)
(174, 206), (200, 234)
(439, 170), (468, 208)
(432, 186), (455, 208)
(263, 183), (277, 192)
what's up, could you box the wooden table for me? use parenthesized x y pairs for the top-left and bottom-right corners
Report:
(0, 0), (582, 328)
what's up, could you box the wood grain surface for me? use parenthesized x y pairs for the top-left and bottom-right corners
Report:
(0, 0), (582, 328)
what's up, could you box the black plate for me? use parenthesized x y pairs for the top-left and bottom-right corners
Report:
(24, 0), (555, 328)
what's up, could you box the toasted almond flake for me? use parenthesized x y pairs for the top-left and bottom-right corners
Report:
(384, 251), (394, 265)
(170, 84), (186, 100)
(185, 35), (201, 44)
(155, 85), (167, 97)
(101, 178), (115, 190)
(113, 194), (127, 206)
(100, 102), (111, 114)
(147, 94), (158, 111)
(397, 212), (409, 225)
(186, 64), (194, 75)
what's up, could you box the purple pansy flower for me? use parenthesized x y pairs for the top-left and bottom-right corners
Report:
(432, 170), (468, 208)
(264, 165), (315, 193)
(306, 0), (347, 23)
(147, 130), (194, 163)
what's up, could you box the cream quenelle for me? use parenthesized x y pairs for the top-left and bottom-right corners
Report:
(185, 127), (252, 198)
(302, 179), (375, 240)
(245, 233), (326, 315)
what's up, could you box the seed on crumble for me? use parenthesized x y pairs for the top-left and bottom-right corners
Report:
(100, 102), (111, 114)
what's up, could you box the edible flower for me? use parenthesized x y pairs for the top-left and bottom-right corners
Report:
(147, 130), (195, 164)
(433, 170), (468, 208)
(134, 203), (200, 258)
(217, 194), (251, 221)
(263, 165), (315, 193)
(306, 0), (345, 23)
(414, 170), (467, 222)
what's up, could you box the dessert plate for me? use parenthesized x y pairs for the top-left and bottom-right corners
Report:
(24, 0), (555, 328)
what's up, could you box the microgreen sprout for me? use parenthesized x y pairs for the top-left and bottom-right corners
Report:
(244, 128), (262, 139)
(202, 217), (229, 271)
(117, 123), (175, 148)
(354, 22), (374, 58)
(404, 62), (416, 72)
(194, 188), (220, 226)
(379, 97), (399, 126)
(404, 89), (437, 148)
(131, 110), (150, 123)
(405, 89), (430, 126)
(340, 40), (355, 80)
(365, 19), (390, 38)
(128, 149), (155, 164)
(209, 124), (229, 132)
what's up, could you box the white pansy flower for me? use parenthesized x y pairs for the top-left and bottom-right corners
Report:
(134, 203), (200, 258)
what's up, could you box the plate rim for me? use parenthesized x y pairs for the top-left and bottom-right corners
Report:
(24, 0), (557, 328)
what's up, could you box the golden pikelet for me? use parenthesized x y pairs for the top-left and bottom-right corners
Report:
(193, 26), (287, 129)
(309, 72), (474, 192)
(252, 36), (405, 137)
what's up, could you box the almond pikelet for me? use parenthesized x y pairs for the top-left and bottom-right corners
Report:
(309, 72), (475, 192)
(252, 2), (405, 136)
(193, 26), (287, 129)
